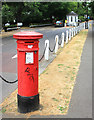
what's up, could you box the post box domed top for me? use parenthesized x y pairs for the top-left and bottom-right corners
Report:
(13, 31), (43, 40)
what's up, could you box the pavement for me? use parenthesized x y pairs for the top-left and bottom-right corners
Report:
(66, 22), (92, 118)
(0, 21), (93, 119)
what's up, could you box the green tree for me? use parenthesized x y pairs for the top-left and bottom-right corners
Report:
(2, 2), (93, 27)
(2, 3), (15, 26)
(22, 2), (43, 25)
(6, 2), (25, 23)
(89, 1), (94, 19)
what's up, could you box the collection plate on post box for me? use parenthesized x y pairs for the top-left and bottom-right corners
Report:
(26, 52), (34, 64)
(28, 45), (33, 48)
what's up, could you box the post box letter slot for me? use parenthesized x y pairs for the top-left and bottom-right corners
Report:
(25, 42), (34, 43)
(26, 52), (34, 64)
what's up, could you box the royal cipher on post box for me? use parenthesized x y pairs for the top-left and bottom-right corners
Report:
(13, 31), (43, 113)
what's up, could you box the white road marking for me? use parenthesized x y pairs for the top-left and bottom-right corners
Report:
(12, 54), (17, 59)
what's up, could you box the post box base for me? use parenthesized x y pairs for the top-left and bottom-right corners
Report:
(17, 94), (39, 113)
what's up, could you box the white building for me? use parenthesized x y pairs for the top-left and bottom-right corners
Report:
(66, 11), (78, 26)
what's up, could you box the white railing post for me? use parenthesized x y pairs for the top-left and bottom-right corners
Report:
(75, 27), (77, 35)
(69, 29), (70, 40)
(84, 22), (85, 29)
(74, 27), (75, 36)
(78, 26), (79, 33)
(88, 22), (89, 29)
(55, 35), (59, 53)
(70, 29), (72, 40)
(72, 28), (73, 38)
(78, 26), (80, 32)
(79, 26), (80, 32)
(77, 26), (78, 33)
(83, 23), (84, 29)
(77, 26), (79, 33)
(45, 40), (49, 60)
(69, 29), (71, 40)
(75, 27), (76, 35)
(77, 27), (78, 34)
(79, 24), (80, 32)
(82, 24), (83, 30)
(66, 30), (68, 44)
(61, 32), (64, 48)
(80, 24), (82, 30)
(73, 27), (74, 36)
(64, 23), (66, 27)
(80, 24), (81, 31)
(81, 23), (83, 30)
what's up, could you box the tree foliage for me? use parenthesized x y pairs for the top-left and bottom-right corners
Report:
(2, 2), (93, 26)
(89, 1), (94, 19)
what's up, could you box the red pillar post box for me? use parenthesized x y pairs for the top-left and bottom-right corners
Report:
(13, 31), (43, 113)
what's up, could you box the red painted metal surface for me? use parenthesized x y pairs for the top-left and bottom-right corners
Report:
(13, 31), (43, 40)
(13, 31), (43, 97)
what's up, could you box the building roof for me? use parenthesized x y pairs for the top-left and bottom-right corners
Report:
(66, 11), (78, 16)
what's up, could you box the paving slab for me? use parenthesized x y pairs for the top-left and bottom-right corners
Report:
(66, 22), (92, 118)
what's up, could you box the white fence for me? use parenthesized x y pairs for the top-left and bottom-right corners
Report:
(39, 22), (89, 61)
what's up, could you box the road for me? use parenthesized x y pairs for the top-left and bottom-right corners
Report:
(0, 26), (69, 103)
